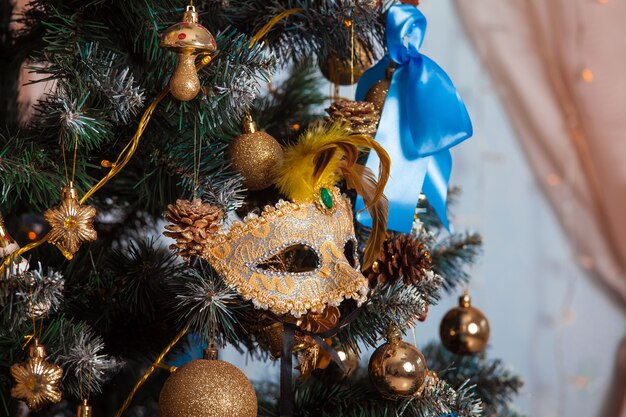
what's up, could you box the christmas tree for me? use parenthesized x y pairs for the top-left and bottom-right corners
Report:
(1, 1), (524, 416)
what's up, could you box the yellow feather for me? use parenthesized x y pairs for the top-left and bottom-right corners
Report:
(276, 121), (391, 269)
(276, 123), (349, 202)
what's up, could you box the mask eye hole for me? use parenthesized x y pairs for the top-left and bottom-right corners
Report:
(257, 244), (320, 273)
(344, 238), (358, 268)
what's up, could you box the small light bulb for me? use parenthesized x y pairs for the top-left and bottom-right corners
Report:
(581, 68), (594, 83)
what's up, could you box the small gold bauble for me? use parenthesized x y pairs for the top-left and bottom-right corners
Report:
(368, 328), (427, 398)
(439, 293), (490, 355)
(159, 358), (257, 417)
(325, 345), (359, 381)
(230, 116), (284, 191)
(319, 42), (371, 85)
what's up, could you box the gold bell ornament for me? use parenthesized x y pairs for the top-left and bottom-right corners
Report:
(160, 5), (217, 101)
(364, 62), (395, 111)
(368, 326), (427, 398)
(439, 292), (490, 355)
(229, 114), (284, 191)
(158, 344), (257, 417)
(0, 215), (19, 258)
(0, 215), (29, 275)
(11, 340), (63, 411)
(44, 182), (97, 258)
(76, 399), (93, 417)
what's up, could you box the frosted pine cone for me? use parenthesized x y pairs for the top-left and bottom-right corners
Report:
(364, 233), (432, 286)
(325, 99), (381, 136)
(164, 199), (223, 260)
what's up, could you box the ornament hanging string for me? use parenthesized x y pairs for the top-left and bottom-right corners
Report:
(115, 325), (189, 417)
(111, 13), (302, 415)
(0, 55), (214, 273)
(22, 287), (43, 350)
(0, 6), (305, 272)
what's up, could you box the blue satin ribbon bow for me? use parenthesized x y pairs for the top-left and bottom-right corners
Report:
(355, 4), (472, 232)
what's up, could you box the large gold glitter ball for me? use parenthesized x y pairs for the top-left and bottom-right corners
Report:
(319, 41), (371, 85)
(230, 116), (284, 191)
(439, 293), (490, 355)
(159, 358), (257, 417)
(368, 328), (427, 398)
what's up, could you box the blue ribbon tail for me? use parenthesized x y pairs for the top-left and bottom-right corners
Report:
(422, 151), (452, 230)
(355, 4), (473, 232)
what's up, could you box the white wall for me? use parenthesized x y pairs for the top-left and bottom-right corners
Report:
(414, 1), (626, 416)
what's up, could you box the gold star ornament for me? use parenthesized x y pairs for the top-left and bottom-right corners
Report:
(44, 183), (97, 256)
(11, 341), (63, 411)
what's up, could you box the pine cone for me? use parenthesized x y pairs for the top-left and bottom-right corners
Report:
(325, 99), (381, 136)
(164, 199), (223, 260)
(364, 233), (432, 286)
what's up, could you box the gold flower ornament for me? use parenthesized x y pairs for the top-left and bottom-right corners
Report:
(11, 341), (63, 411)
(44, 183), (97, 256)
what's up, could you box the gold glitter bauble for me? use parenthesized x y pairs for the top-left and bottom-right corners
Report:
(319, 41), (371, 85)
(11, 341), (63, 411)
(364, 79), (390, 111)
(368, 328), (427, 398)
(230, 116), (283, 191)
(44, 183), (97, 256)
(160, 5), (217, 101)
(440, 293), (490, 355)
(159, 358), (257, 417)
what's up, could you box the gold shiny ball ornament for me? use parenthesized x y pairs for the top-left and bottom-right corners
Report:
(159, 356), (257, 417)
(364, 64), (395, 111)
(160, 5), (217, 101)
(368, 328), (427, 398)
(319, 41), (372, 85)
(11, 340), (63, 411)
(439, 293), (490, 355)
(230, 115), (284, 191)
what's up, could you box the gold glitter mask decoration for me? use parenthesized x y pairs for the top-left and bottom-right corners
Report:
(204, 187), (367, 317)
(191, 123), (390, 317)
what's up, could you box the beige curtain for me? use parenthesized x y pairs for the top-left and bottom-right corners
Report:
(454, 0), (626, 414)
